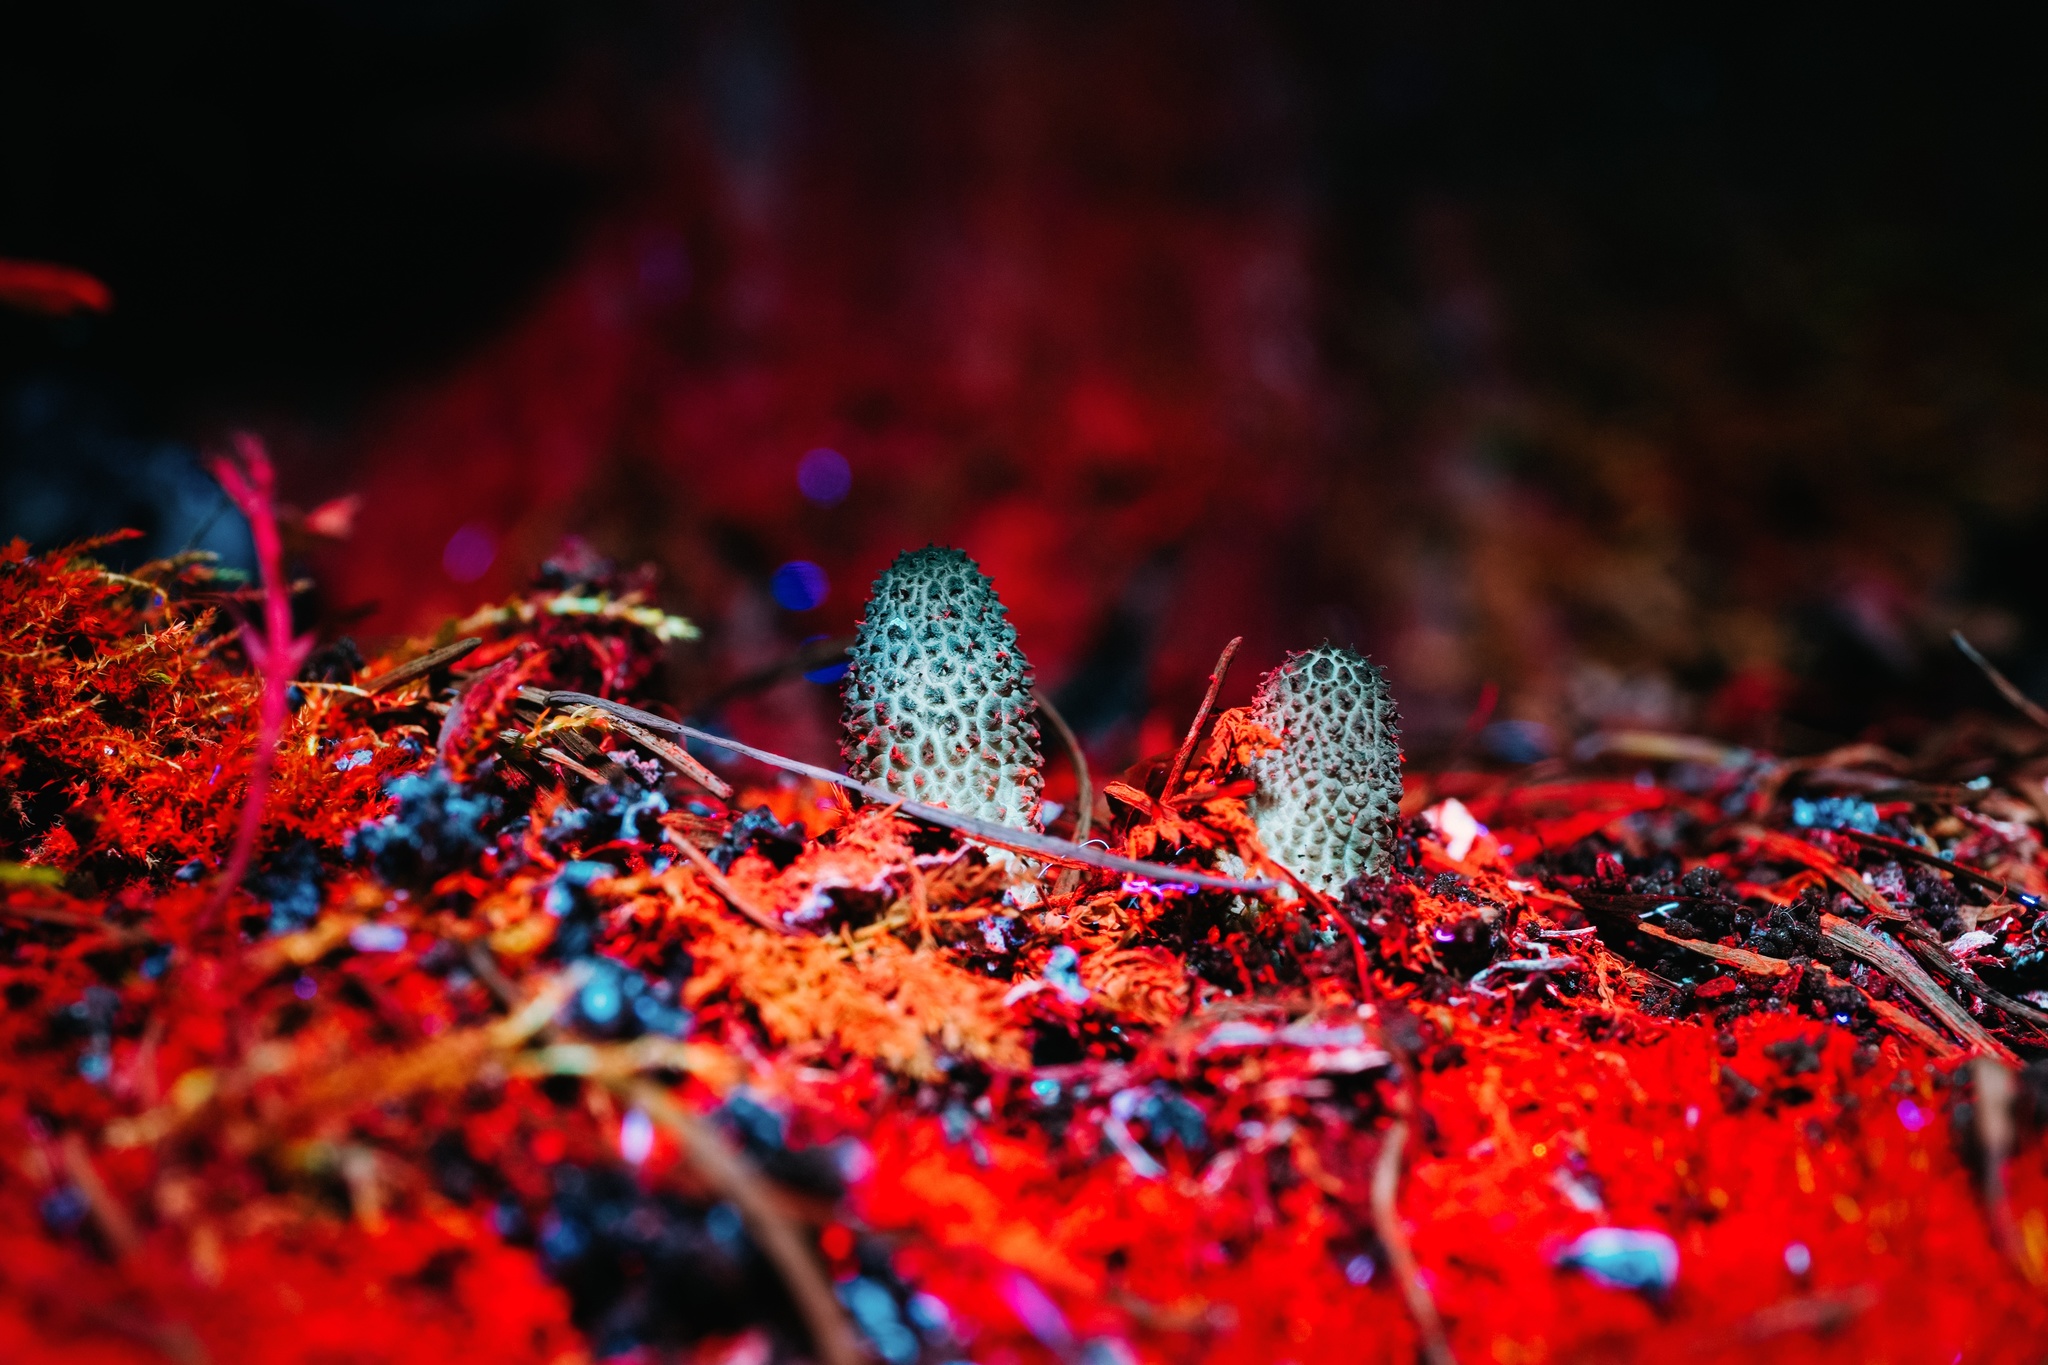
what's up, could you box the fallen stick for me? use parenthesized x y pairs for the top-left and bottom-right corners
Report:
(1735, 826), (1906, 923)
(665, 830), (797, 936)
(607, 713), (735, 799)
(359, 636), (483, 695)
(1861, 996), (1960, 1058)
(543, 691), (1280, 894)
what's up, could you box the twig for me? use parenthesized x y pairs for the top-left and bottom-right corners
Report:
(538, 723), (638, 785)
(543, 691), (1280, 894)
(1953, 630), (2048, 732)
(1905, 939), (2048, 1033)
(201, 434), (311, 935)
(665, 830), (797, 935)
(1819, 914), (2019, 1063)
(464, 939), (524, 1013)
(293, 680), (370, 698)
(1734, 825), (1907, 923)
(1034, 690), (1092, 842)
(359, 636), (482, 695)
(1800, 960), (1962, 1055)
(1370, 1118), (1457, 1365)
(621, 1081), (864, 1365)
(1836, 827), (2042, 909)
(1163, 636), (1242, 798)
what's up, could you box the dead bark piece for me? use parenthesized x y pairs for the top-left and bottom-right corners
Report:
(1819, 914), (2018, 1063)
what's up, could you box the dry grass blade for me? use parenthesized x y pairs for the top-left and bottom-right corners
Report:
(105, 967), (589, 1150)
(539, 746), (608, 785)
(0, 901), (154, 946)
(544, 691), (1279, 893)
(59, 1133), (140, 1258)
(1371, 1118), (1457, 1365)
(1034, 689), (1092, 841)
(1710, 1287), (1877, 1349)
(1953, 630), (2048, 732)
(1163, 635), (1241, 798)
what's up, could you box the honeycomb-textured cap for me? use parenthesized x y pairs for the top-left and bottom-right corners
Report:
(1245, 645), (1403, 892)
(841, 547), (1043, 831)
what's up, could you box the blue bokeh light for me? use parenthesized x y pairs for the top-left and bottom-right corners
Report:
(771, 559), (829, 611)
(796, 447), (852, 504)
(802, 633), (850, 683)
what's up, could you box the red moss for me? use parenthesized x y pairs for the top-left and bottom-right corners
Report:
(4, 538), (2048, 1364)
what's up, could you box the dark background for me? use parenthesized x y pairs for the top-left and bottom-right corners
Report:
(6, 1), (2048, 771)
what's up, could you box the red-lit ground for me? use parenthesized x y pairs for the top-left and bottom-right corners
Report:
(5, 530), (2048, 1363)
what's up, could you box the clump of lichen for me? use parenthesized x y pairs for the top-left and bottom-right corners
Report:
(1245, 645), (1402, 893)
(841, 547), (1042, 831)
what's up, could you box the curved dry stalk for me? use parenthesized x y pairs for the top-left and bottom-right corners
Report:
(1372, 1118), (1456, 1365)
(543, 691), (1279, 894)
(1163, 635), (1241, 798)
(621, 1081), (864, 1365)
(1033, 689), (1092, 842)
(1954, 630), (2048, 731)
(665, 830), (797, 935)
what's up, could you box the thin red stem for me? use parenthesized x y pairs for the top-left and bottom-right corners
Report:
(201, 434), (307, 938)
